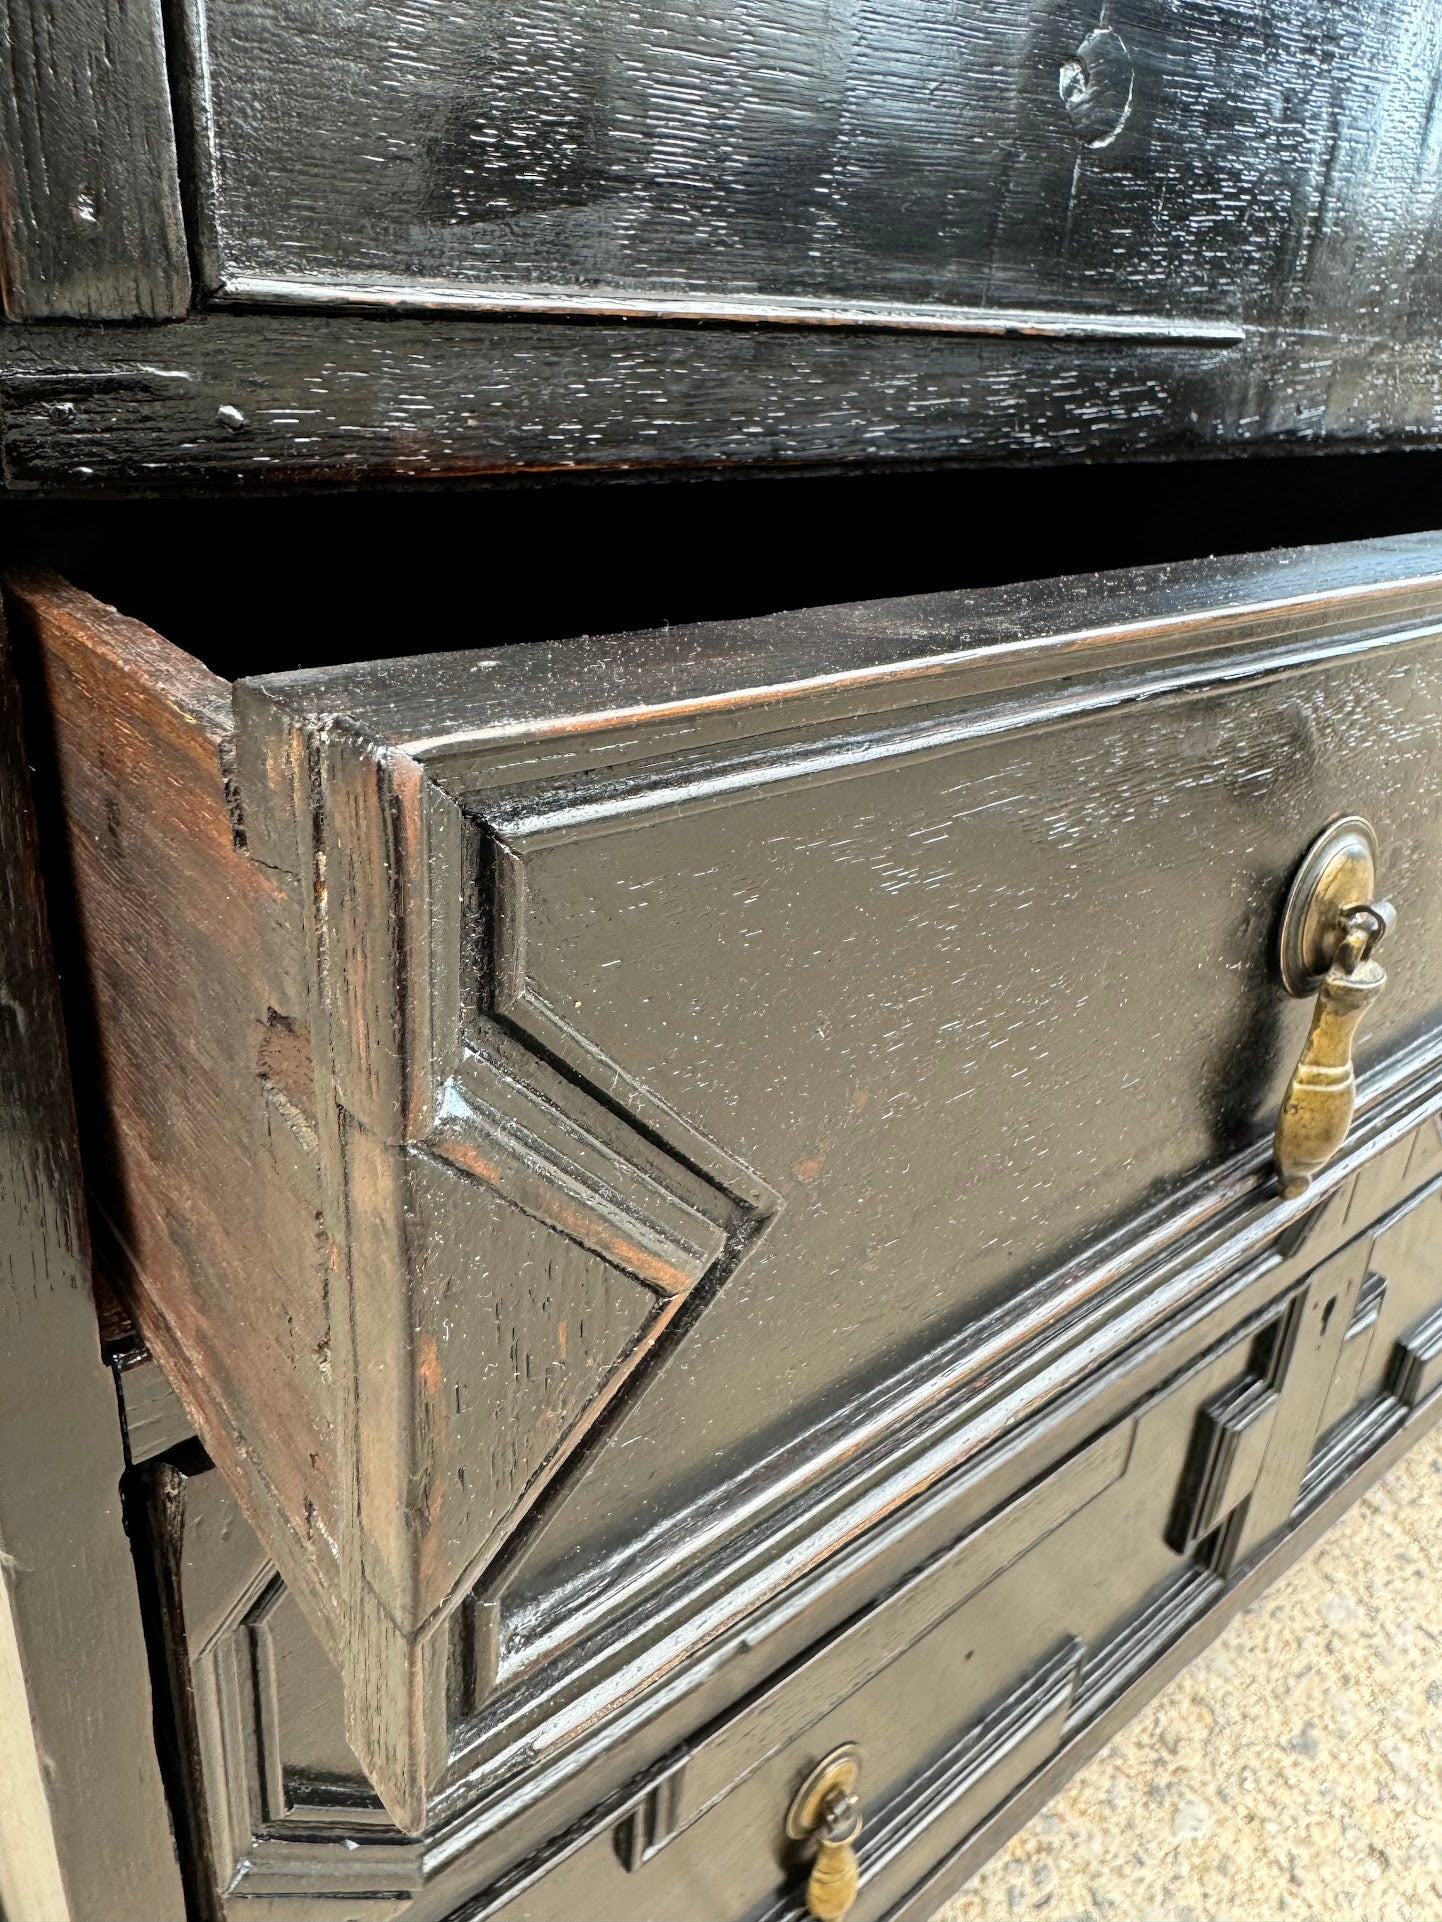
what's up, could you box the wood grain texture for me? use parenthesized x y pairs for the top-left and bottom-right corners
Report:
(0, 604), (183, 1919)
(2, 0), (1442, 479)
(11, 311), (1442, 491)
(0, 0), (189, 317)
(2, 573), (345, 1648)
(178, 0), (1441, 344)
(8, 569), (737, 1829)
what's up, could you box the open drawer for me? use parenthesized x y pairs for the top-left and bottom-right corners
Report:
(10, 530), (1442, 1832)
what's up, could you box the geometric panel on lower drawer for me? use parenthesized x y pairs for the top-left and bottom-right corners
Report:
(146, 1096), (1442, 1921)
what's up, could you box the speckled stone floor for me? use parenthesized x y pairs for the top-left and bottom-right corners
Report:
(934, 1437), (1442, 1922)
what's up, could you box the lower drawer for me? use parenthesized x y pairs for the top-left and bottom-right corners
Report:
(143, 1096), (1442, 1920)
(490, 1145), (1442, 1922)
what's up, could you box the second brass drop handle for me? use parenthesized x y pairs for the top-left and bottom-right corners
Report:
(785, 1745), (863, 1922)
(1273, 816), (1396, 1199)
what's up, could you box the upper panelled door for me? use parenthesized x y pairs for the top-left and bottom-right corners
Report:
(182, 0), (1442, 338)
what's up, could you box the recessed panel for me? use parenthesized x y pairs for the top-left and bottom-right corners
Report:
(180, 0), (1439, 330)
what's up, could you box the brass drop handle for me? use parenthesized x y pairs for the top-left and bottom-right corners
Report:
(1274, 817), (1395, 1199)
(785, 1745), (863, 1922)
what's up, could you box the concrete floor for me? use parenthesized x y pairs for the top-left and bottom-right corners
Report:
(935, 1438), (1442, 1922)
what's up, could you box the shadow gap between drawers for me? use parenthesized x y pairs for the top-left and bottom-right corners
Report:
(2, 450), (1442, 679)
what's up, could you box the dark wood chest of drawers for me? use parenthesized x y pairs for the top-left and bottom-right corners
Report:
(3, 2), (1442, 1917)
(6, 532), (1442, 1919)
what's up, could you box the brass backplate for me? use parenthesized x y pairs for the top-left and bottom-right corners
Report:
(785, 1745), (862, 1840)
(1278, 816), (1378, 997)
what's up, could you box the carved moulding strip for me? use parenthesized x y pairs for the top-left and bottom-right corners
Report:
(214, 276), (1247, 346)
(451, 1049), (1442, 1748)
(1390, 1301), (1442, 1406)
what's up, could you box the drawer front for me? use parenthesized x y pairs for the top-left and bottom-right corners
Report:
(502, 1313), (1305, 1922)
(14, 532), (1442, 1835)
(150, 1107), (1442, 1917)
(186, 0), (1439, 345)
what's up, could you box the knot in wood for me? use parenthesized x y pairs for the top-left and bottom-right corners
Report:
(1059, 27), (1134, 148)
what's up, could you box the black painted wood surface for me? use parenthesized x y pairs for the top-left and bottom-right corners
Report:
(14, 532), (1442, 1843)
(10, 310), (1442, 490)
(150, 1095), (1442, 1919)
(261, 531), (1442, 1831)
(0, 0), (189, 318)
(182, 0), (1440, 347)
(2, 0), (1442, 478)
(0, 610), (183, 1916)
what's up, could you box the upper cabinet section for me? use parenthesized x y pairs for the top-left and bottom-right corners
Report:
(7, 0), (1442, 482)
(182, 0), (1442, 338)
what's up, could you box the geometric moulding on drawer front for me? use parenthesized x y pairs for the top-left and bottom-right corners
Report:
(26, 541), (1442, 1839)
(212, 702), (763, 1835)
(7, 559), (759, 1844)
(1390, 1303), (1442, 1406)
(252, 727), (753, 1833)
(1166, 1371), (1281, 1556)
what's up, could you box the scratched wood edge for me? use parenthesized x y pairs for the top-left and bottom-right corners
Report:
(0, 0), (190, 319)
(248, 529), (1442, 756)
(0, 608), (185, 1918)
(7, 315), (1442, 489)
(1, 568), (733, 1836)
(0, 568), (367, 1788)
